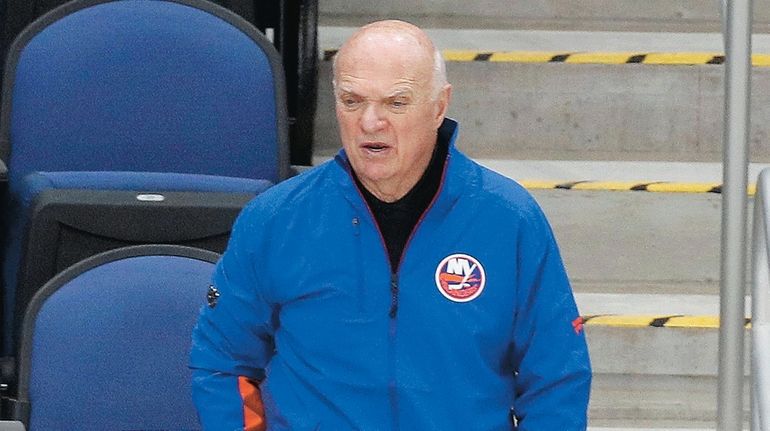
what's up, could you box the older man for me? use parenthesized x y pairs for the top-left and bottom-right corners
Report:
(190, 20), (591, 430)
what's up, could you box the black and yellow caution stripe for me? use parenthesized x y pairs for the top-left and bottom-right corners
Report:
(518, 180), (757, 195)
(323, 49), (770, 66)
(582, 314), (751, 329)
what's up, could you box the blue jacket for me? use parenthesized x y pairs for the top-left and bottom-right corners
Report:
(190, 119), (591, 430)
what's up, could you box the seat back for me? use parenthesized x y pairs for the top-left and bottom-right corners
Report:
(14, 244), (217, 430)
(0, 0), (289, 184)
(0, 0), (317, 166)
(0, 170), (268, 355)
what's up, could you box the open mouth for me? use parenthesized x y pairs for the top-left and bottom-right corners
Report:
(362, 143), (389, 153)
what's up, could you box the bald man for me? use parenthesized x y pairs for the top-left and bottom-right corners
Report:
(190, 20), (591, 430)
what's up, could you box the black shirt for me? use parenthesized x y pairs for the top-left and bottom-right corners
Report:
(354, 128), (450, 271)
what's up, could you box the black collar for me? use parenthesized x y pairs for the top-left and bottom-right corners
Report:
(354, 129), (450, 270)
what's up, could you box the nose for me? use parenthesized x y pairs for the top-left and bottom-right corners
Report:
(360, 102), (386, 133)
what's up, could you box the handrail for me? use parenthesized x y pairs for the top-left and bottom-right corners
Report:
(752, 168), (770, 430)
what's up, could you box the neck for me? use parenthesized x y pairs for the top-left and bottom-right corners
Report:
(359, 146), (436, 203)
(358, 177), (418, 203)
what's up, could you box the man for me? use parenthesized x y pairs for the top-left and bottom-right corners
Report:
(190, 20), (591, 430)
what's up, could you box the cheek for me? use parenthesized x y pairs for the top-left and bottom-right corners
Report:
(395, 116), (436, 150)
(336, 113), (357, 141)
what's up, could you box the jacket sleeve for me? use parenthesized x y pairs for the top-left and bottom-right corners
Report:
(510, 203), (592, 430)
(189, 202), (275, 431)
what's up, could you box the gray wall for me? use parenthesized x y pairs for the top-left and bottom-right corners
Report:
(315, 60), (770, 162)
(319, 0), (770, 32)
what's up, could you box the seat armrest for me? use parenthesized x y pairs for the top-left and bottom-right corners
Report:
(0, 421), (25, 431)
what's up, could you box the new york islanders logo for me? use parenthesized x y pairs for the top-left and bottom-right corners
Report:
(435, 254), (486, 302)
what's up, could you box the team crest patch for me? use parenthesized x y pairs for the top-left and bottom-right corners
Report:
(435, 253), (486, 302)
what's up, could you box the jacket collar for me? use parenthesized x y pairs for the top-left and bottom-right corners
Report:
(333, 118), (477, 216)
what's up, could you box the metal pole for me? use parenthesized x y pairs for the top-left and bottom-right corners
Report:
(718, 0), (753, 429)
(752, 170), (770, 431)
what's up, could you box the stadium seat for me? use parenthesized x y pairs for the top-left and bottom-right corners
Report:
(0, 0), (315, 165)
(0, 0), (288, 355)
(1, 171), (270, 355)
(0, 422), (23, 431)
(6, 244), (218, 430)
(0, 0), (289, 183)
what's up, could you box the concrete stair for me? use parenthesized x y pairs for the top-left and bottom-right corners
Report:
(316, 27), (770, 164)
(534, 185), (748, 426)
(319, 0), (770, 33)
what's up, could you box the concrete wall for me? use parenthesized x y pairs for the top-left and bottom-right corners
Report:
(319, 0), (770, 32)
(315, 60), (770, 163)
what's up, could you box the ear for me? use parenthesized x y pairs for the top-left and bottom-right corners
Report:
(433, 84), (452, 128)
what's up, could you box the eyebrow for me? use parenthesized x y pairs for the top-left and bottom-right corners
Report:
(387, 89), (414, 98)
(334, 86), (417, 100)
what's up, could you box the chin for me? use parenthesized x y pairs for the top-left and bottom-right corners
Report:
(358, 165), (395, 184)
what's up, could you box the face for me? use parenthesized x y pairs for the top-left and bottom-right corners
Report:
(334, 30), (450, 202)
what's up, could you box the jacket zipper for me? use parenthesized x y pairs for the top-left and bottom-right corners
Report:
(345, 153), (450, 430)
(388, 154), (449, 317)
(389, 273), (399, 318)
(381, 162), (447, 431)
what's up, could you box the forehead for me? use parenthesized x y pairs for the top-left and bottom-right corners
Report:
(335, 32), (433, 96)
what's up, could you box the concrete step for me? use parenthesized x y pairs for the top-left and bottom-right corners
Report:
(578, 293), (747, 388)
(590, 428), (718, 431)
(535, 186), (728, 295)
(318, 0), (770, 34)
(580, 291), (751, 424)
(585, 321), (751, 424)
(314, 28), (770, 163)
(502, 161), (757, 423)
(519, 162), (758, 424)
(589, 374), (747, 426)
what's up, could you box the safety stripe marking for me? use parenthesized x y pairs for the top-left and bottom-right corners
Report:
(582, 315), (752, 329)
(565, 52), (643, 64)
(518, 180), (757, 195)
(708, 56), (726, 65)
(489, 51), (555, 63)
(649, 315), (681, 327)
(555, 180), (588, 190)
(549, 54), (571, 62)
(571, 181), (654, 192)
(322, 50), (770, 66)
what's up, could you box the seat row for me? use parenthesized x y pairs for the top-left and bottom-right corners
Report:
(0, 0), (295, 429)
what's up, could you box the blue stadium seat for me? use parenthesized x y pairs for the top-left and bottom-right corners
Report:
(1, 171), (270, 355)
(0, 422), (23, 431)
(8, 244), (217, 430)
(0, 0), (317, 165)
(0, 0), (289, 355)
(0, 0), (289, 183)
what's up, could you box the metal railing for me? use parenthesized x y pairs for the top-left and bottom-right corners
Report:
(718, 0), (753, 428)
(752, 168), (770, 430)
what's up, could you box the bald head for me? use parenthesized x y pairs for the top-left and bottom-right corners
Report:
(331, 20), (452, 202)
(333, 20), (448, 100)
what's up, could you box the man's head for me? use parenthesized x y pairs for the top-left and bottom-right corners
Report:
(333, 20), (451, 202)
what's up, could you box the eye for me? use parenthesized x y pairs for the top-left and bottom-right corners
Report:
(338, 94), (362, 110)
(388, 97), (410, 111)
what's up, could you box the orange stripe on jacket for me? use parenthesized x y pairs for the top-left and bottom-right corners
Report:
(238, 376), (266, 431)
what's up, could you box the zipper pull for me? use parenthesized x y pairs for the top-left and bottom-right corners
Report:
(352, 217), (360, 236)
(389, 273), (399, 318)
